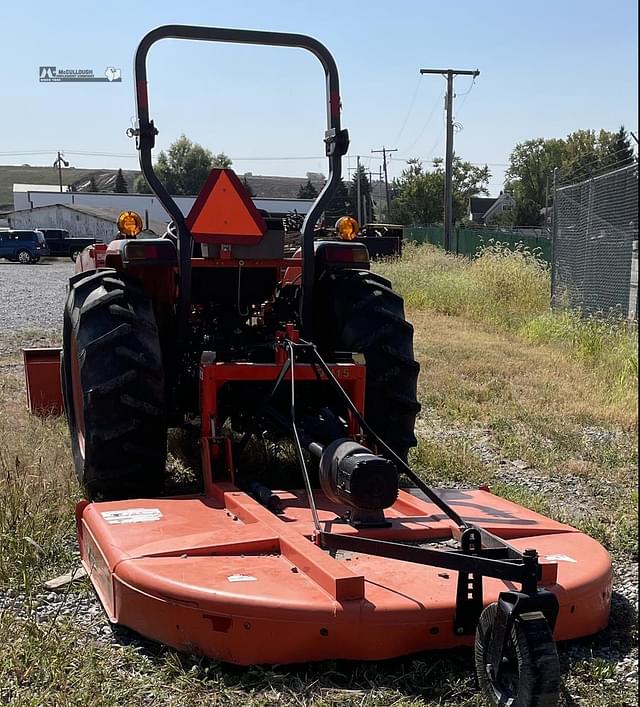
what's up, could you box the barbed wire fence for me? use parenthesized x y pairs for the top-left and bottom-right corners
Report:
(551, 162), (639, 320)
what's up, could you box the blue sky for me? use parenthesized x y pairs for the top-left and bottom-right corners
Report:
(0, 0), (637, 195)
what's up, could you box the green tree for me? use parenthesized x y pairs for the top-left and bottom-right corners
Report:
(487, 207), (517, 228)
(561, 127), (633, 179)
(561, 129), (606, 181)
(133, 174), (152, 194)
(114, 168), (128, 193)
(350, 165), (372, 222)
(602, 125), (635, 170)
(88, 176), (98, 192)
(391, 159), (442, 225)
(505, 138), (566, 225)
(213, 153), (233, 168)
(297, 179), (319, 199)
(323, 178), (352, 222)
(432, 157), (490, 222)
(151, 135), (232, 195)
(390, 157), (490, 225)
(504, 128), (629, 225)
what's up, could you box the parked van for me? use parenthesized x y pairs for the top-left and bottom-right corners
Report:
(0, 229), (50, 264)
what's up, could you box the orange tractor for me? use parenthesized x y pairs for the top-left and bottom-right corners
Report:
(36, 26), (611, 706)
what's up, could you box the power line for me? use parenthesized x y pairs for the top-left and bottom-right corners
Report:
(0, 150), (58, 156)
(453, 74), (478, 119)
(393, 75), (423, 146)
(0, 149), (332, 161)
(0, 147), (511, 168)
(400, 90), (444, 154)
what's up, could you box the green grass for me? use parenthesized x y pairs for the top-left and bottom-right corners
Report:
(520, 309), (638, 401)
(409, 437), (488, 487)
(376, 243), (638, 405)
(0, 611), (485, 707)
(376, 242), (550, 327)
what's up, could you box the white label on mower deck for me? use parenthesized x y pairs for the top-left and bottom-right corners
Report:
(227, 574), (257, 583)
(101, 508), (163, 525)
(544, 554), (577, 563)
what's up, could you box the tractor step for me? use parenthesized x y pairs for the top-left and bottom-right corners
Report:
(76, 485), (611, 665)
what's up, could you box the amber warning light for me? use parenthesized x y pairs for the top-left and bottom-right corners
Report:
(335, 216), (359, 241)
(117, 211), (143, 237)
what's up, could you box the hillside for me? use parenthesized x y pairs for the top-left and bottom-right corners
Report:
(0, 165), (140, 211)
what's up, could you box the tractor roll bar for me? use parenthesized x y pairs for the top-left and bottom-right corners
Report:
(132, 25), (349, 340)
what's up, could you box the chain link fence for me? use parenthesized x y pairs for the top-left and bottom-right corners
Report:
(552, 163), (638, 319)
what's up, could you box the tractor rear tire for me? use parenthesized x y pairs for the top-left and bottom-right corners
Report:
(315, 269), (420, 461)
(61, 269), (167, 500)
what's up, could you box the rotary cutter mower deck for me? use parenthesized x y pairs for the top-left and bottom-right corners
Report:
(52, 26), (612, 706)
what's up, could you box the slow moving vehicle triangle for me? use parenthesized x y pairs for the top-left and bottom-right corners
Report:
(186, 168), (267, 244)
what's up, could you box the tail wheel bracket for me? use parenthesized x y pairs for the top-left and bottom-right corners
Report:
(486, 589), (560, 684)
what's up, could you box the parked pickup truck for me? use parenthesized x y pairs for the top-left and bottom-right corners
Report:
(40, 229), (100, 261)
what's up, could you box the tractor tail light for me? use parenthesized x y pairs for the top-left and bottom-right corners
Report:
(122, 240), (177, 265)
(322, 245), (369, 263)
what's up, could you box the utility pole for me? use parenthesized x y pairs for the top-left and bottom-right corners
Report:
(371, 146), (397, 220)
(367, 169), (374, 222)
(53, 150), (69, 193)
(544, 174), (550, 232)
(356, 155), (362, 224)
(419, 68), (479, 251)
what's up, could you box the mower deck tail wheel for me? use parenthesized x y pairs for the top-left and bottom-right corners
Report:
(474, 602), (561, 707)
(61, 268), (167, 500)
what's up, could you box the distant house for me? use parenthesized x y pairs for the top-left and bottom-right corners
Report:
(468, 192), (515, 224)
(240, 172), (325, 199)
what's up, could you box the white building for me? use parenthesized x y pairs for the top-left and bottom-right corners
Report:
(12, 184), (314, 226)
(7, 203), (166, 242)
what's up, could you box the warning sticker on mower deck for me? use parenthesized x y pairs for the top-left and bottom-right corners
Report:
(227, 574), (257, 583)
(544, 554), (577, 563)
(101, 508), (163, 525)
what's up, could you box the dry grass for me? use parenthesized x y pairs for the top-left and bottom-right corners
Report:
(376, 243), (638, 410)
(377, 243), (550, 327)
(0, 369), (78, 589)
(0, 243), (637, 705)
(408, 311), (637, 557)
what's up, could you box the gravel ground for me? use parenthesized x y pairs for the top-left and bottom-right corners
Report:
(0, 258), (73, 333)
(0, 262), (636, 702)
(415, 408), (638, 695)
